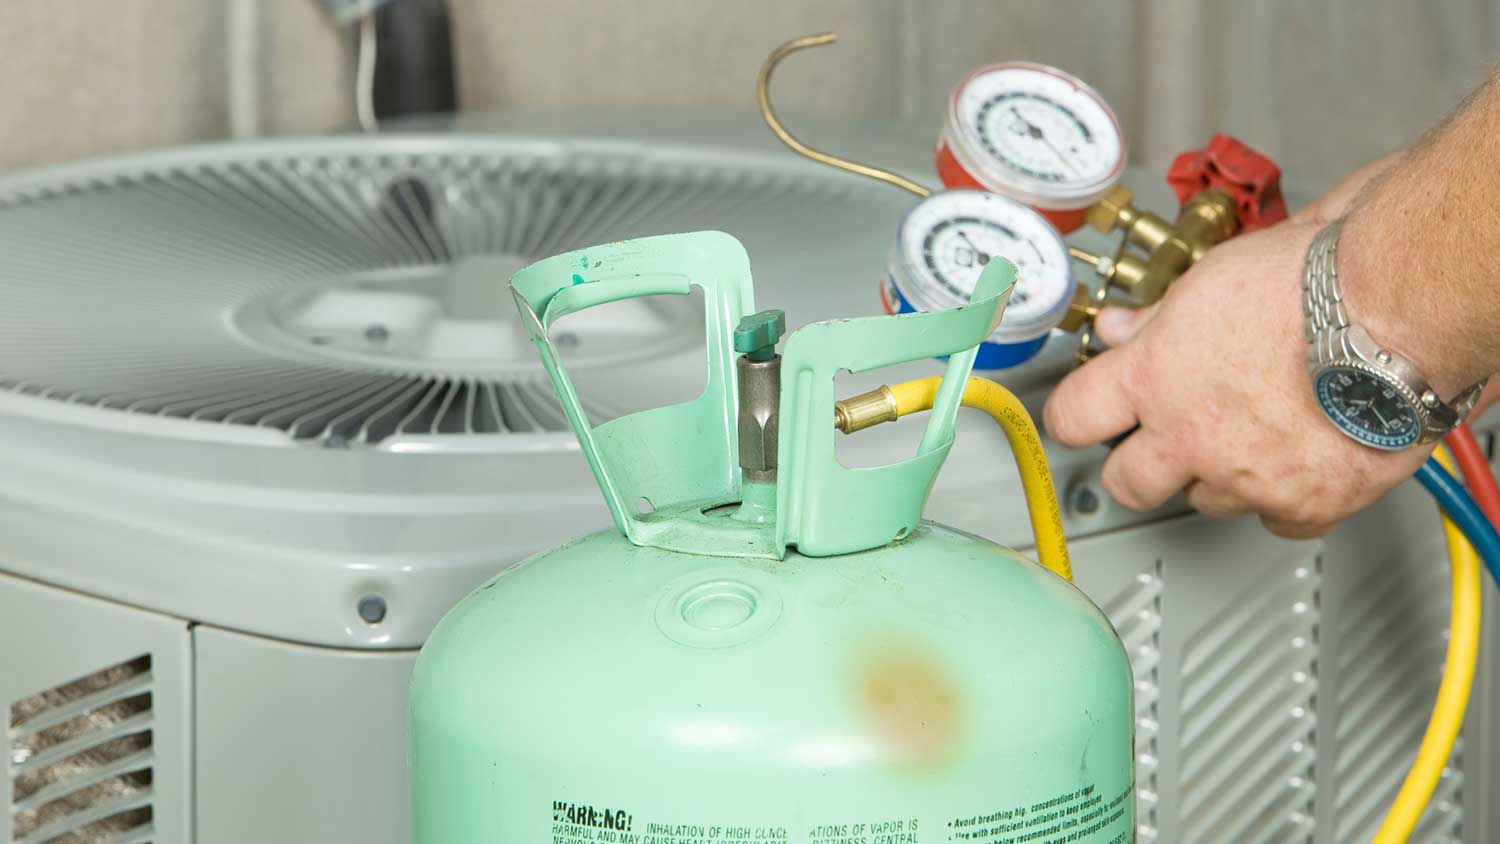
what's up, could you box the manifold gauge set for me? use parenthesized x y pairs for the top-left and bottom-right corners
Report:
(896, 62), (1124, 368)
(762, 41), (1128, 369)
(760, 33), (1284, 369)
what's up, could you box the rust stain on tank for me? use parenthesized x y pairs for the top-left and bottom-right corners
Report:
(856, 640), (965, 767)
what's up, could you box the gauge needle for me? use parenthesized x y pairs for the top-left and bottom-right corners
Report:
(1009, 107), (1079, 178)
(1042, 137), (1080, 177)
(956, 231), (991, 265)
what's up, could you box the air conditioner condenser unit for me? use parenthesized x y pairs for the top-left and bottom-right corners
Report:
(0, 114), (1493, 844)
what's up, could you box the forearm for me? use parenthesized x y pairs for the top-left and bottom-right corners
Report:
(1338, 71), (1500, 397)
(1290, 151), (1404, 225)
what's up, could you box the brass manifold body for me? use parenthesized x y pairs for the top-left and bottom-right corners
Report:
(1061, 184), (1240, 359)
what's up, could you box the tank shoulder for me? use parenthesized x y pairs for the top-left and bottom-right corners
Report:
(813, 519), (1038, 569)
(823, 520), (1127, 655)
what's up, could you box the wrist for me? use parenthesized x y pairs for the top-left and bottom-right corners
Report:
(1304, 218), (1484, 449)
(1336, 206), (1482, 399)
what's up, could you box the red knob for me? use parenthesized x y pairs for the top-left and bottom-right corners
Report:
(1166, 134), (1288, 233)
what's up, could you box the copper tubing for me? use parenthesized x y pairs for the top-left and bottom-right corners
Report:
(757, 33), (933, 198)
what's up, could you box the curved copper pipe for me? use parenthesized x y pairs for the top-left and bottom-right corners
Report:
(756, 33), (933, 198)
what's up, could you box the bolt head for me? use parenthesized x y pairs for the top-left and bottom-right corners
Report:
(1069, 484), (1101, 516)
(357, 594), (388, 625)
(1422, 390), (1440, 408)
(1375, 349), (1392, 365)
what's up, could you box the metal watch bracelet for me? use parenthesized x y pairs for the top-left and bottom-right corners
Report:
(1302, 219), (1486, 441)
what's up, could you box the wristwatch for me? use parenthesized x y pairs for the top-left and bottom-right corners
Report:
(1302, 220), (1487, 450)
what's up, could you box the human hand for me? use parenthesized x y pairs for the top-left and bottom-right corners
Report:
(1043, 221), (1433, 538)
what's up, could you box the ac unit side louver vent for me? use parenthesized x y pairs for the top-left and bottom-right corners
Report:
(8, 655), (154, 844)
(0, 140), (863, 446)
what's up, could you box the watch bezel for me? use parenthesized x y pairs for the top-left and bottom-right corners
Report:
(1312, 360), (1425, 450)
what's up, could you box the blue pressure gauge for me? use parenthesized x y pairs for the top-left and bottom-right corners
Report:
(882, 189), (1072, 369)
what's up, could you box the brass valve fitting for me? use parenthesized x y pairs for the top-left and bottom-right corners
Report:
(1063, 135), (1284, 366)
(1176, 187), (1239, 262)
(1065, 185), (1241, 364)
(1059, 253), (1148, 333)
(1056, 282), (1100, 334)
(834, 386), (898, 434)
(1085, 184), (1238, 306)
(1087, 185), (1173, 254)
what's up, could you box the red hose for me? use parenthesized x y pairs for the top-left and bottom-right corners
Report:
(1445, 424), (1500, 527)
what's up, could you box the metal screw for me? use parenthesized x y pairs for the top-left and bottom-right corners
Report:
(357, 594), (388, 625)
(365, 324), (390, 342)
(1376, 349), (1392, 364)
(1068, 483), (1101, 516)
(1422, 389), (1440, 407)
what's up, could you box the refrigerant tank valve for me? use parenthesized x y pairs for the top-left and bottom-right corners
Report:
(734, 309), (785, 484)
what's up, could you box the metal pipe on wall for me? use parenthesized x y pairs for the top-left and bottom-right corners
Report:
(372, 0), (456, 121)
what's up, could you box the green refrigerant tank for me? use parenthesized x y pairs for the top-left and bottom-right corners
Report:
(410, 232), (1134, 844)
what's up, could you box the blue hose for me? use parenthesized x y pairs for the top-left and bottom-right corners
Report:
(1417, 458), (1500, 589)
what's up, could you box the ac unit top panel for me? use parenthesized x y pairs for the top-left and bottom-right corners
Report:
(0, 131), (918, 449)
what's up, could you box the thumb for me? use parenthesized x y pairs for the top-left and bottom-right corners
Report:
(1095, 303), (1158, 347)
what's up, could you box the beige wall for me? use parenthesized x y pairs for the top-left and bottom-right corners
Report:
(2, 0), (1497, 195)
(0, 0), (351, 172)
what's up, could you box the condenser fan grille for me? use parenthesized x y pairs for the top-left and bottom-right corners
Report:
(0, 138), (865, 445)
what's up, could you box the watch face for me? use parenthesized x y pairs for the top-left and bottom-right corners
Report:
(1314, 366), (1423, 449)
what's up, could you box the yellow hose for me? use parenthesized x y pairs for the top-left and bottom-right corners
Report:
(1372, 446), (1482, 844)
(885, 376), (1072, 582)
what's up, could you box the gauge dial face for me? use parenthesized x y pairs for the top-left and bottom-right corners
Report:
(893, 190), (1070, 341)
(1314, 366), (1423, 449)
(951, 63), (1125, 204)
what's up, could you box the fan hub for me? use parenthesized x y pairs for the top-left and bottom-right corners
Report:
(233, 254), (538, 376)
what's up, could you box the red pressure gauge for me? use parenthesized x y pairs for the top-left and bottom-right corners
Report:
(936, 62), (1127, 234)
